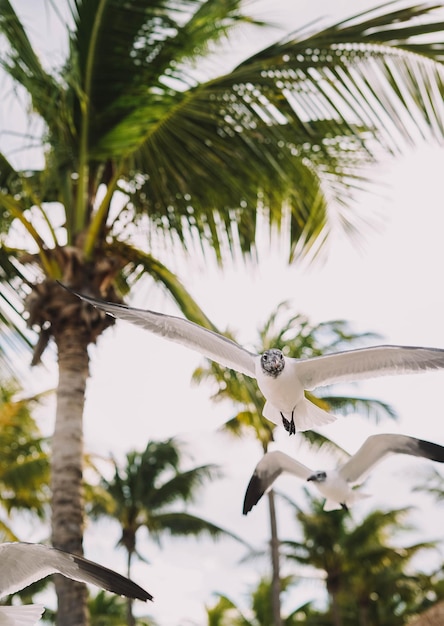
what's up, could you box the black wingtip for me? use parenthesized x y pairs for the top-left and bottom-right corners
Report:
(72, 555), (153, 602)
(416, 438), (444, 463)
(242, 474), (265, 515)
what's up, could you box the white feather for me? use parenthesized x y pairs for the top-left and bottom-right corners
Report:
(243, 434), (444, 512)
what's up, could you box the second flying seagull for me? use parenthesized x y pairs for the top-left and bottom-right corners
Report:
(243, 433), (444, 512)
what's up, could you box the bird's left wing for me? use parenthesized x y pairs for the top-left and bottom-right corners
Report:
(243, 451), (312, 514)
(64, 288), (256, 377)
(295, 344), (444, 391)
(0, 604), (45, 625)
(338, 433), (444, 483)
(0, 543), (153, 601)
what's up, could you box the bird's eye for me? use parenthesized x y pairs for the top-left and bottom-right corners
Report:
(262, 354), (268, 361)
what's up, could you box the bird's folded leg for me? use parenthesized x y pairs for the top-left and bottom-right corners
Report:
(280, 411), (296, 436)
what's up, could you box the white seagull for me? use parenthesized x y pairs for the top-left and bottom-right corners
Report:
(63, 285), (444, 434)
(0, 542), (153, 625)
(243, 433), (444, 513)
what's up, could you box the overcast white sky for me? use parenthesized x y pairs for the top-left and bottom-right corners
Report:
(3, 1), (444, 625)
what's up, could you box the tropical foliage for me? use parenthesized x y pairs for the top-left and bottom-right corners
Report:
(2, 1), (444, 623)
(88, 438), (243, 626)
(281, 493), (443, 626)
(0, 381), (50, 537)
(88, 590), (157, 626)
(206, 576), (311, 626)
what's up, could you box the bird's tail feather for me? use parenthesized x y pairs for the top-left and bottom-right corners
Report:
(263, 399), (336, 432)
(297, 399), (337, 431)
(323, 491), (371, 512)
(323, 499), (344, 512)
(0, 605), (45, 626)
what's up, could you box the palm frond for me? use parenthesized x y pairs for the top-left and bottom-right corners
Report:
(320, 394), (398, 422)
(232, 2), (444, 149)
(108, 241), (217, 329)
(299, 430), (350, 460)
(149, 463), (221, 509)
(71, 0), (257, 148)
(0, 0), (66, 135)
(149, 510), (249, 546)
(412, 466), (444, 501)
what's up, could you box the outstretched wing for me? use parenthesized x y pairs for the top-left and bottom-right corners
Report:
(295, 345), (444, 391)
(0, 543), (153, 602)
(0, 604), (45, 625)
(64, 287), (256, 377)
(243, 451), (312, 514)
(339, 433), (444, 483)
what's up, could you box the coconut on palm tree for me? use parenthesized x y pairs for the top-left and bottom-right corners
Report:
(2, 2), (444, 623)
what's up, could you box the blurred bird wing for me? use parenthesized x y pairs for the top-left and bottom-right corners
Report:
(0, 604), (45, 626)
(0, 543), (152, 602)
(339, 433), (444, 483)
(243, 451), (312, 514)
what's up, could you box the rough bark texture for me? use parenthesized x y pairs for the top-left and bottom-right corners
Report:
(268, 489), (283, 626)
(24, 271), (121, 625)
(51, 324), (90, 626)
(126, 550), (135, 626)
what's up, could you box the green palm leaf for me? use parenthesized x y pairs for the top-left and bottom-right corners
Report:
(149, 510), (246, 545)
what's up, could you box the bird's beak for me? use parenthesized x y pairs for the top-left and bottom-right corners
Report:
(307, 475), (315, 482)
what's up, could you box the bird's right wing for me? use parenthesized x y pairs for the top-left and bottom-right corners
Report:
(0, 543), (152, 602)
(64, 287), (256, 377)
(295, 345), (444, 391)
(243, 451), (312, 514)
(339, 433), (444, 483)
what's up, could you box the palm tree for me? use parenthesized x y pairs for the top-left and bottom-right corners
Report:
(193, 304), (396, 625)
(88, 437), (244, 626)
(0, 381), (50, 537)
(281, 494), (437, 626)
(2, 2), (444, 622)
(414, 466), (444, 502)
(206, 576), (309, 626)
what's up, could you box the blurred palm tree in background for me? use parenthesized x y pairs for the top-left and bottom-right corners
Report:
(0, 382), (50, 537)
(89, 438), (244, 626)
(206, 576), (312, 626)
(281, 494), (442, 626)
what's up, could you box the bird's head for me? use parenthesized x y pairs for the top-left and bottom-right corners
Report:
(307, 471), (327, 483)
(260, 349), (285, 378)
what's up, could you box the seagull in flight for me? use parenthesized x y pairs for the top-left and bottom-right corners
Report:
(63, 285), (444, 434)
(243, 433), (444, 513)
(0, 542), (153, 625)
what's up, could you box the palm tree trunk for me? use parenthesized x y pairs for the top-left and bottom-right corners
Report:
(358, 600), (370, 626)
(51, 324), (90, 626)
(126, 549), (135, 626)
(329, 591), (342, 626)
(268, 489), (283, 626)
